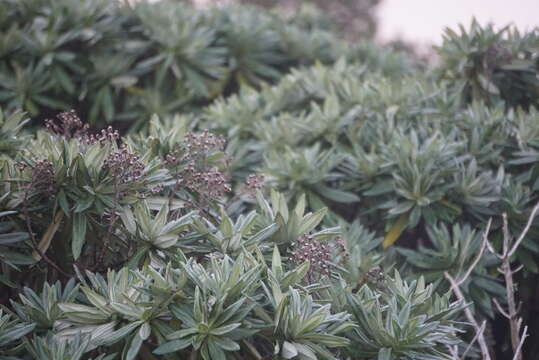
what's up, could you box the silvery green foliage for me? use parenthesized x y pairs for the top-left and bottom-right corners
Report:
(345, 272), (464, 360)
(201, 30), (539, 318)
(0, 0), (366, 127)
(0, 310), (35, 359)
(10, 280), (79, 332)
(0, 188), (466, 360)
(1, 7), (539, 359)
(397, 223), (505, 318)
(436, 19), (539, 110)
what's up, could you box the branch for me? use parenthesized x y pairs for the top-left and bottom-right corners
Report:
(444, 272), (491, 360)
(460, 320), (487, 360)
(511, 326), (528, 360)
(456, 218), (491, 286)
(493, 298), (510, 319)
(508, 201), (539, 258)
(487, 205), (539, 360)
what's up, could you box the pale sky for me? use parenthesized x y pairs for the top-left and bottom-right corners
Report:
(377, 0), (539, 45)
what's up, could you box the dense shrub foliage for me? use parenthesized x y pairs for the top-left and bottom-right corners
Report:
(0, 0), (400, 130)
(1, 0), (539, 359)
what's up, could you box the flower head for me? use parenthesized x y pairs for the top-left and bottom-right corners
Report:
(104, 145), (145, 186)
(45, 110), (89, 139)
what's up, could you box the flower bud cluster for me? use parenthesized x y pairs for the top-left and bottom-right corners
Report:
(83, 126), (120, 145)
(104, 145), (145, 185)
(290, 234), (331, 276)
(364, 267), (386, 290)
(184, 168), (231, 199)
(246, 174), (264, 191)
(164, 152), (180, 168)
(45, 110), (89, 139)
(164, 130), (231, 203)
(149, 184), (164, 194)
(184, 130), (225, 159)
(366, 267), (385, 283)
(334, 236), (346, 256)
(17, 159), (56, 195)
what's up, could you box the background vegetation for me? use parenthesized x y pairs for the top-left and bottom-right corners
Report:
(1, 0), (539, 359)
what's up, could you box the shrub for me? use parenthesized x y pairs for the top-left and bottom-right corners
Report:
(1, 3), (539, 358)
(0, 0), (364, 129)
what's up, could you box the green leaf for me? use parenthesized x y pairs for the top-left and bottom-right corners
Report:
(272, 246), (283, 279)
(153, 338), (192, 355)
(207, 340), (227, 360)
(212, 336), (240, 351)
(57, 189), (71, 215)
(281, 341), (298, 359)
(315, 184), (360, 203)
(249, 223), (278, 245)
(211, 323), (241, 336)
(120, 206), (136, 235)
(378, 348), (392, 360)
(72, 213), (87, 260)
(74, 196), (94, 213)
(298, 208), (327, 235)
(0, 322), (35, 345)
(0, 232), (28, 245)
(94, 322), (140, 346)
(398, 302), (411, 327)
(125, 332), (143, 360)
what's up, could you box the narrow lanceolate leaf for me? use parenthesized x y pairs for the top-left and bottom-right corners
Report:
(315, 184), (360, 203)
(210, 323), (241, 336)
(125, 332), (143, 360)
(378, 348), (392, 360)
(281, 341), (298, 359)
(32, 211), (64, 261)
(72, 213), (87, 260)
(383, 213), (409, 248)
(93, 322), (141, 346)
(57, 303), (110, 324)
(153, 338), (192, 355)
(272, 246), (283, 279)
(0, 322), (35, 345)
(249, 223), (279, 245)
(298, 208), (327, 235)
(119, 206), (137, 235)
(0, 232), (28, 245)
(212, 336), (240, 351)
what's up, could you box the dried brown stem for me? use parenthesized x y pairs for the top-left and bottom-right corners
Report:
(22, 192), (70, 278)
(508, 202), (539, 258)
(460, 320), (487, 360)
(444, 272), (491, 360)
(485, 203), (539, 360)
(512, 326), (528, 360)
(456, 218), (491, 286)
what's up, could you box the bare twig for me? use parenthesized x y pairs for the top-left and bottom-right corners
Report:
(493, 298), (510, 319)
(485, 204), (539, 360)
(456, 219), (491, 286)
(443, 220), (494, 359)
(499, 213), (523, 360)
(512, 326), (528, 360)
(508, 202), (539, 258)
(460, 321), (487, 360)
(444, 203), (538, 360)
(445, 272), (491, 360)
